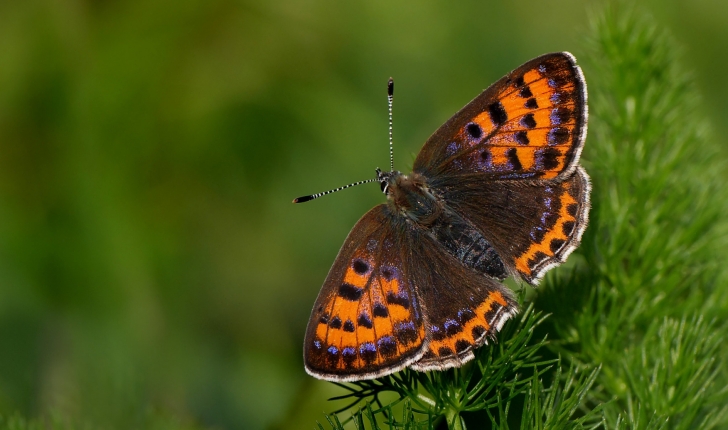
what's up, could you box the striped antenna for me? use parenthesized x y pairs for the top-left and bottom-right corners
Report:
(292, 78), (395, 204)
(292, 178), (378, 203)
(388, 78), (394, 172)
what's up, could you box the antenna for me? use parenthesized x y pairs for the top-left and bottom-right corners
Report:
(388, 78), (394, 172)
(292, 178), (378, 203)
(292, 78), (395, 204)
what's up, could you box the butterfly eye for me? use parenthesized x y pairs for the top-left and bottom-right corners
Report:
(380, 181), (389, 194)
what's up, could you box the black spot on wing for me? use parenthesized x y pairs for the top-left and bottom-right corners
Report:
(484, 301), (504, 325)
(339, 283), (364, 301)
(566, 203), (578, 217)
(472, 325), (486, 340)
(506, 148), (522, 171)
(458, 309), (475, 324)
(515, 131), (529, 145)
(329, 316), (342, 329)
(550, 238), (565, 254)
(438, 347), (454, 357)
(562, 221), (575, 237)
(455, 339), (471, 353)
(342, 347), (357, 367)
(352, 259), (369, 275)
(466, 122), (483, 139)
(548, 128), (570, 145)
(550, 107), (572, 125)
(359, 342), (377, 364)
(373, 303), (389, 318)
(357, 312), (373, 329)
(326, 346), (339, 366)
(488, 101), (508, 126)
(378, 336), (397, 358)
(520, 113), (536, 129)
(444, 319), (462, 336)
(537, 148), (561, 170)
(395, 321), (418, 345)
(528, 251), (549, 268)
(386, 292), (410, 309)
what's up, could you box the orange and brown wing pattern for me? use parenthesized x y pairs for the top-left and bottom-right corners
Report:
(511, 166), (591, 284)
(440, 166), (591, 285)
(410, 288), (516, 371)
(400, 229), (518, 371)
(413, 52), (586, 181)
(304, 206), (427, 381)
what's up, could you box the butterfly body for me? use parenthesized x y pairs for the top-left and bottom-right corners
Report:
(302, 52), (590, 381)
(382, 169), (509, 280)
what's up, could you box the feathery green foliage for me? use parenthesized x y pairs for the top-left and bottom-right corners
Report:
(316, 4), (728, 429)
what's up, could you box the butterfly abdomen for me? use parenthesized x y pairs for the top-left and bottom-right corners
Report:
(430, 211), (508, 280)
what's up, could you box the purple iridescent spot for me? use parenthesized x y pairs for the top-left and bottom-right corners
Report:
(377, 335), (397, 357)
(313, 340), (322, 350)
(544, 197), (553, 209)
(360, 342), (376, 355)
(327, 346), (339, 355)
(446, 141), (460, 155)
(378, 336), (396, 348)
(431, 326), (441, 334)
(541, 212), (552, 225)
(396, 321), (416, 332)
(342, 347), (356, 357)
(444, 319), (459, 331)
(380, 266), (398, 281)
(550, 109), (562, 125)
(538, 64), (547, 73)
(551, 93), (563, 104)
(444, 318), (461, 335)
(544, 186), (553, 194)
(548, 79), (558, 88)
(367, 239), (378, 252)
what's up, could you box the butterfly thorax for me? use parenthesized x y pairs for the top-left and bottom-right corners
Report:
(381, 171), (442, 226)
(378, 169), (509, 280)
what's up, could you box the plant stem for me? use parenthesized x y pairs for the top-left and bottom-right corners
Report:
(445, 408), (466, 430)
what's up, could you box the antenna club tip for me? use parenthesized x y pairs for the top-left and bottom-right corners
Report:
(387, 78), (394, 96)
(293, 195), (313, 203)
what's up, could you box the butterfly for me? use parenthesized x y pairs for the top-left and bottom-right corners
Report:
(295, 52), (590, 382)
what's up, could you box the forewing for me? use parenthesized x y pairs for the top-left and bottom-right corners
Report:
(402, 227), (518, 371)
(413, 52), (587, 181)
(304, 205), (427, 382)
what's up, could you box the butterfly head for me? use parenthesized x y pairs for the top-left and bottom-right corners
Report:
(376, 168), (401, 195)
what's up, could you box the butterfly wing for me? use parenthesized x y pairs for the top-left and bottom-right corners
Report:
(438, 166), (591, 284)
(403, 227), (518, 371)
(304, 205), (427, 382)
(413, 52), (587, 182)
(412, 52), (590, 284)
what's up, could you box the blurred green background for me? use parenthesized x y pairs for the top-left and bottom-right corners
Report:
(0, 0), (726, 428)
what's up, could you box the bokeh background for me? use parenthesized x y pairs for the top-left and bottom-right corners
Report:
(0, 0), (726, 428)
